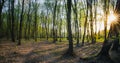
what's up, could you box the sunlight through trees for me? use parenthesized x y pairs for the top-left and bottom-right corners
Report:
(0, 0), (120, 63)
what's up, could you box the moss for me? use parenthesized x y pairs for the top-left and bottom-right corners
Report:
(0, 56), (5, 60)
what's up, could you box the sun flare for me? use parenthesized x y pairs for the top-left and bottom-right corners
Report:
(107, 13), (117, 25)
(95, 11), (118, 33)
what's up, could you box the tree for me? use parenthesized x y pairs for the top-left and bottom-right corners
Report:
(78, 3), (82, 46)
(82, 0), (89, 46)
(72, 0), (80, 47)
(27, 0), (31, 40)
(11, 0), (15, 42)
(18, 0), (25, 45)
(44, 2), (49, 40)
(94, 0), (119, 62)
(89, 0), (95, 43)
(97, 0), (110, 57)
(16, 0), (20, 40)
(0, 0), (5, 30)
(93, 0), (97, 43)
(6, 0), (11, 39)
(34, 0), (38, 41)
(53, 0), (57, 43)
(64, 0), (74, 56)
(110, 0), (120, 51)
(59, 4), (64, 42)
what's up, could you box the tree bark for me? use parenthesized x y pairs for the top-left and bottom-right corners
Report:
(0, 0), (5, 29)
(97, 0), (110, 57)
(34, 0), (38, 41)
(97, 0), (120, 59)
(65, 0), (74, 56)
(27, 0), (31, 40)
(11, 0), (15, 42)
(53, 0), (57, 43)
(18, 0), (24, 45)
(73, 0), (80, 47)
(111, 0), (120, 51)
(82, 0), (89, 46)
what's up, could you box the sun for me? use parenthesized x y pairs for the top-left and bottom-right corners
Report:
(107, 13), (117, 25)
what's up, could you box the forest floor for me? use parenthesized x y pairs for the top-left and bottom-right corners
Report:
(0, 39), (119, 63)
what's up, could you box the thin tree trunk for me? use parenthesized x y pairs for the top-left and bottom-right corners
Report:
(53, 0), (57, 43)
(11, 0), (15, 42)
(27, 0), (31, 40)
(79, 5), (82, 45)
(72, 0), (80, 47)
(45, 16), (48, 40)
(7, 0), (11, 39)
(18, 0), (24, 45)
(89, 0), (95, 44)
(0, 0), (5, 29)
(59, 18), (62, 42)
(94, 0), (97, 43)
(34, 0), (38, 41)
(82, 0), (89, 46)
(16, 0), (20, 40)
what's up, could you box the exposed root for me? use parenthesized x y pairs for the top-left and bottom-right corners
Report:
(63, 50), (76, 58)
(79, 55), (115, 63)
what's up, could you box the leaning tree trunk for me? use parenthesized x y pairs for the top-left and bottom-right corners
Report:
(110, 0), (120, 51)
(97, 0), (120, 59)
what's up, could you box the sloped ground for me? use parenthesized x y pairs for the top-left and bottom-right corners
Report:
(0, 40), (117, 63)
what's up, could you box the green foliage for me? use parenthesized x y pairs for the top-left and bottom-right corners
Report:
(0, 0), (119, 44)
(96, 38), (104, 42)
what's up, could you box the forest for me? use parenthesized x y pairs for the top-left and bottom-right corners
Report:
(0, 0), (120, 63)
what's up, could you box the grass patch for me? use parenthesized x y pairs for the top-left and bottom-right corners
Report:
(96, 38), (104, 42)
(0, 56), (5, 60)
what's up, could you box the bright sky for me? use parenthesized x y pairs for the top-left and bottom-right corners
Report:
(95, 10), (117, 33)
(38, 0), (44, 4)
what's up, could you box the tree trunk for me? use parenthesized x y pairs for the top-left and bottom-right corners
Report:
(82, 0), (89, 46)
(97, 0), (110, 57)
(79, 6), (82, 45)
(53, 0), (57, 43)
(73, 0), (80, 47)
(89, 0), (95, 44)
(59, 19), (62, 42)
(97, 0), (120, 60)
(94, 0), (97, 43)
(65, 0), (74, 56)
(0, 0), (5, 29)
(34, 0), (38, 42)
(16, 0), (20, 40)
(18, 0), (24, 45)
(45, 16), (48, 40)
(27, 0), (31, 40)
(6, 0), (11, 39)
(11, 0), (15, 42)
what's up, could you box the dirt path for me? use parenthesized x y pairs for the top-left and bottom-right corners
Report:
(0, 40), (103, 63)
(0, 41), (68, 63)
